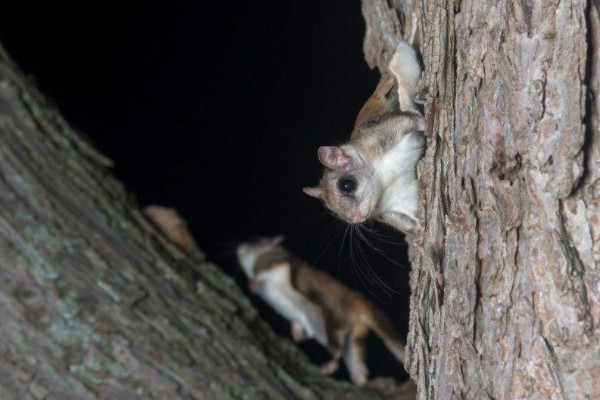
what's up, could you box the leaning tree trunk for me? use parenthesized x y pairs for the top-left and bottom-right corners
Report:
(0, 44), (405, 400)
(363, 1), (600, 399)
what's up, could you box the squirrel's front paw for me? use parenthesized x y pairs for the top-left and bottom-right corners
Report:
(290, 321), (307, 342)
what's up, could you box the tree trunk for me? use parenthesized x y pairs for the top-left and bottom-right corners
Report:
(363, 1), (600, 399)
(0, 44), (403, 400)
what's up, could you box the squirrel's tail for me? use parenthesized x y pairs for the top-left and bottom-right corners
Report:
(362, 305), (405, 363)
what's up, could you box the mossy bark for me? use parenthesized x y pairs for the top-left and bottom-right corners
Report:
(363, 1), (600, 399)
(0, 44), (396, 400)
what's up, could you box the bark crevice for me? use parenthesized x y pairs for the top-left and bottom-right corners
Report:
(0, 42), (398, 400)
(362, 0), (600, 399)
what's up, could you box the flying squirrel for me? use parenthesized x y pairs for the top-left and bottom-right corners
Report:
(237, 236), (405, 385)
(303, 41), (425, 233)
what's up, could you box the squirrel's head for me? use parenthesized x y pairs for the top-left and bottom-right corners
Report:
(236, 235), (285, 278)
(303, 145), (380, 224)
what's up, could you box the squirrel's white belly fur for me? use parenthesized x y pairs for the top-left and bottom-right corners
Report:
(259, 268), (328, 346)
(375, 131), (424, 220)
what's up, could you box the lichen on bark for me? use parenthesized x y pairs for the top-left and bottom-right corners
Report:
(0, 43), (395, 400)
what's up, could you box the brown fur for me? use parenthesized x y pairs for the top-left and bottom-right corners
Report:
(303, 41), (424, 233)
(246, 242), (405, 385)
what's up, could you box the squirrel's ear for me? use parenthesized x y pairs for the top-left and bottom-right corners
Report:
(271, 235), (285, 245)
(303, 187), (322, 199)
(318, 146), (350, 169)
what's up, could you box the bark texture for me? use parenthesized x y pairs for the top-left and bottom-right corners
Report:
(363, 0), (600, 399)
(0, 44), (398, 400)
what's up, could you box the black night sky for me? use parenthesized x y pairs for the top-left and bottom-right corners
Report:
(0, 1), (411, 381)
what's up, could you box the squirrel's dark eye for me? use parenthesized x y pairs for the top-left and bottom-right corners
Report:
(338, 177), (357, 194)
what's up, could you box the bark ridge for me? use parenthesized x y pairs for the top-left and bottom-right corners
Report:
(362, 1), (600, 399)
(0, 44), (390, 400)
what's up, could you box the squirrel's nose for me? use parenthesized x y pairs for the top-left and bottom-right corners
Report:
(350, 211), (365, 223)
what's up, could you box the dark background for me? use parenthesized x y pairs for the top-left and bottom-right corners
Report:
(0, 1), (410, 381)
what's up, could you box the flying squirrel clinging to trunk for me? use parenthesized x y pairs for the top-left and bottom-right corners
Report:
(237, 236), (406, 385)
(303, 41), (425, 234)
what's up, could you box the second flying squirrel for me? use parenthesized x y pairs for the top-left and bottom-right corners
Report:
(303, 41), (425, 233)
(237, 236), (405, 385)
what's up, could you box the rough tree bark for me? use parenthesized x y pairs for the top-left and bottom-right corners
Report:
(0, 44), (413, 399)
(363, 1), (600, 399)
